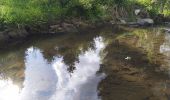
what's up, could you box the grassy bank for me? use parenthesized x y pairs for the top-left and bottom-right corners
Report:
(0, 0), (169, 30)
(0, 0), (139, 25)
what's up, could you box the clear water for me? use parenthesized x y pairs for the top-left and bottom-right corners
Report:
(0, 26), (170, 100)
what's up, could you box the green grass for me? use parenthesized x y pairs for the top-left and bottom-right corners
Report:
(0, 0), (169, 26)
(0, 0), (64, 25)
(0, 0), (136, 25)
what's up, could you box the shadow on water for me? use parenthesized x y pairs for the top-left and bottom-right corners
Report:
(99, 27), (170, 100)
(0, 25), (170, 100)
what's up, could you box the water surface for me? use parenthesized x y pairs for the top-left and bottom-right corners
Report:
(0, 26), (170, 100)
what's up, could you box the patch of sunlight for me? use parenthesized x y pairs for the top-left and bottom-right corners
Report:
(0, 6), (11, 17)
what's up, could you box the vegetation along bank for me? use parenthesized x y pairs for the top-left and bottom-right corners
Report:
(0, 0), (170, 43)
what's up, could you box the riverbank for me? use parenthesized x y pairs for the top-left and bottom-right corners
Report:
(0, 0), (170, 46)
(0, 16), (169, 48)
(0, 18), (117, 49)
(0, 19), (103, 43)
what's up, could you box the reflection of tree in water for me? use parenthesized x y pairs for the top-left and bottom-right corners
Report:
(57, 40), (96, 72)
(99, 28), (170, 100)
(52, 26), (113, 73)
(0, 48), (26, 88)
(0, 25), (111, 88)
(35, 31), (99, 73)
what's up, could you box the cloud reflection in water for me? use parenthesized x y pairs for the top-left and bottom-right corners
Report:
(50, 37), (105, 100)
(0, 37), (105, 100)
(20, 47), (57, 100)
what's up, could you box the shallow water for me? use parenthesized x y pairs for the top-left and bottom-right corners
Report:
(0, 26), (170, 100)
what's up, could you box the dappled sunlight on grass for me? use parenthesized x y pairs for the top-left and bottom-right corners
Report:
(0, 0), (63, 24)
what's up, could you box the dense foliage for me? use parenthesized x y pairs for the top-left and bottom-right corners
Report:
(136, 0), (170, 16)
(0, 0), (169, 25)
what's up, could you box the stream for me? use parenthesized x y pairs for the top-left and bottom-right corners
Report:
(0, 25), (170, 100)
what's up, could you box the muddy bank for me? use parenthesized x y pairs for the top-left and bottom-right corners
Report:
(0, 19), (108, 46)
(0, 16), (169, 46)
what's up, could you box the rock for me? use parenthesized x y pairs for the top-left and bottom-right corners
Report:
(125, 56), (131, 60)
(120, 19), (127, 24)
(50, 25), (63, 33)
(50, 23), (78, 33)
(62, 23), (78, 33)
(0, 32), (6, 41)
(111, 19), (127, 25)
(50, 25), (60, 29)
(162, 28), (170, 33)
(137, 18), (154, 26)
(7, 28), (28, 38)
(135, 9), (141, 15)
(110, 20), (115, 24)
(134, 9), (149, 18)
(154, 14), (165, 24)
(160, 44), (170, 53)
(0, 27), (29, 42)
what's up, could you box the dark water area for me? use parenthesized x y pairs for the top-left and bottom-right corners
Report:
(0, 25), (170, 100)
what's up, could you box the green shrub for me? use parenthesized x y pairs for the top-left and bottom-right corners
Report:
(0, 0), (169, 25)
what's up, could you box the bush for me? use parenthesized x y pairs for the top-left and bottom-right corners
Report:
(0, 0), (169, 25)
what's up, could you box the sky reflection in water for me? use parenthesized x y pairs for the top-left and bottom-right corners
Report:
(160, 32), (170, 55)
(160, 32), (170, 72)
(0, 37), (105, 100)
